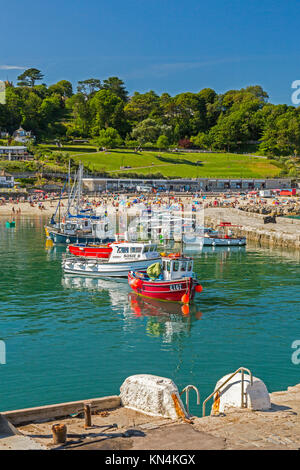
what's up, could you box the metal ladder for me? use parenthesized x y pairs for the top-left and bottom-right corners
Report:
(202, 367), (253, 417)
(180, 385), (200, 416)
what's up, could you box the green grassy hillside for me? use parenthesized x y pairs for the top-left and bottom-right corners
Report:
(37, 144), (283, 178)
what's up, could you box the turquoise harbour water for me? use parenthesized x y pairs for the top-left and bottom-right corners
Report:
(0, 216), (299, 416)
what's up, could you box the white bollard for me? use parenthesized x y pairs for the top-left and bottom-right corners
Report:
(120, 374), (188, 420)
(211, 372), (271, 414)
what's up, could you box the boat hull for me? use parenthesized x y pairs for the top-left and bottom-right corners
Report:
(128, 272), (197, 302)
(68, 243), (112, 259)
(46, 227), (113, 245)
(62, 257), (162, 277)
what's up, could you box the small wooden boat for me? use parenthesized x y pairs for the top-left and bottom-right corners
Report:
(62, 242), (161, 277)
(6, 221), (15, 228)
(128, 253), (203, 303)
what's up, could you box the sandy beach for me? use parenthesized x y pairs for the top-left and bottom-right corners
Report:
(0, 192), (299, 218)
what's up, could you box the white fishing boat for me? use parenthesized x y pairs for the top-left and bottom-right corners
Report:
(62, 242), (162, 277)
(183, 223), (246, 247)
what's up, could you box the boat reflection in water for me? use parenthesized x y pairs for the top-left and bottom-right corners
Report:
(61, 275), (203, 343)
(45, 242), (67, 261)
(126, 292), (203, 343)
(61, 275), (129, 308)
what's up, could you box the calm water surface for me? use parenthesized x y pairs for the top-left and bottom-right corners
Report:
(0, 216), (299, 415)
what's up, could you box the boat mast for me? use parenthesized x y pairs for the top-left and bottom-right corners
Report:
(77, 163), (83, 216)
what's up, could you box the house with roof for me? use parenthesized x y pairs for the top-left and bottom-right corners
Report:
(0, 169), (14, 188)
(12, 126), (35, 144)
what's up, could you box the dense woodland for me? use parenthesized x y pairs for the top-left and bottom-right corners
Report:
(1, 68), (300, 165)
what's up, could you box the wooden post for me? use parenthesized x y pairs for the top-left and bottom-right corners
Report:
(84, 402), (92, 428)
(52, 423), (67, 444)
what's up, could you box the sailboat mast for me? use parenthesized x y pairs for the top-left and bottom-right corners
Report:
(77, 164), (82, 216)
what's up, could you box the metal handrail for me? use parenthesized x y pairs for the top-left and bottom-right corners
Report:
(180, 385), (200, 416)
(202, 367), (253, 417)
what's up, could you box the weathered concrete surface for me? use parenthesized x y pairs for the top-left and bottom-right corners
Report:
(16, 406), (226, 451)
(120, 374), (187, 420)
(193, 384), (300, 450)
(0, 414), (46, 450)
(0, 414), (20, 437)
(126, 423), (226, 450)
(205, 207), (300, 249)
(10, 383), (299, 450)
(0, 435), (46, 450)
(2, 382), (299, 450)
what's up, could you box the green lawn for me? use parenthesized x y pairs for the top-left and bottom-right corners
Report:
(38, 146), (282, 179)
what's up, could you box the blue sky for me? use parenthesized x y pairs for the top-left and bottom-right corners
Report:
(0, 0), (299, 104)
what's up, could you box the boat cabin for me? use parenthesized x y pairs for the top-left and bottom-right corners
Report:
(61, 218), (93, 234)
(162, 256), (194, 281)
(109, 242), (160, 262)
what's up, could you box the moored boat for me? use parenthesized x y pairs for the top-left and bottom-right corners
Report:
(128, 254), (203, 303)
(68, 242), (113, 259)
(62, 241), (161, 277)
(45, 218), (114, 244)
(183, 222), (246, 247)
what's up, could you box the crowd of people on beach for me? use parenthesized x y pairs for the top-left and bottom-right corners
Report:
(0, 188), (299, 217)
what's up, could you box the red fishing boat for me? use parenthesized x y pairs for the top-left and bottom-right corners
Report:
(68, 242), (113, 259)
(128, 253), (203, 303)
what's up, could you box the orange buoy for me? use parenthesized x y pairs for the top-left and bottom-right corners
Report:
(181, 293), (190, 304)
(195, 284), (203, 293)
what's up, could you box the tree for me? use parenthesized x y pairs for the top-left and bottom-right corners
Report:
(131, 118), (160, 144)
(178, 138), (193, 149)
(191, 132), (212, 149)
(161, 92), (207, 138)
(259, 109), (300, 156)
(102, 77), (128, 102)
(156, 135), (169, 150)
(77, 78), (101, 96)
(49, 80), (73, 98)
(89, 89), (128, 137)
(124, 91), (161, 123)
(66, 93), (91, 136)
(94, 127), (123, 148)
(17, 68), (44, 87)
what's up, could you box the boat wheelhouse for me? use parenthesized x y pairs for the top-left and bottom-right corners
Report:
(128, 254), (203, 303)
(62, 242), (161, 277)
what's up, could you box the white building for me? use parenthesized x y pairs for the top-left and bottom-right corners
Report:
(0, 170), (14, 188)
(12, 126), (34, 144)
(0, 146), (32, 161)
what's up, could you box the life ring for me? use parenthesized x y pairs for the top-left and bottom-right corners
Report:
(168, 252), (181, 258)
